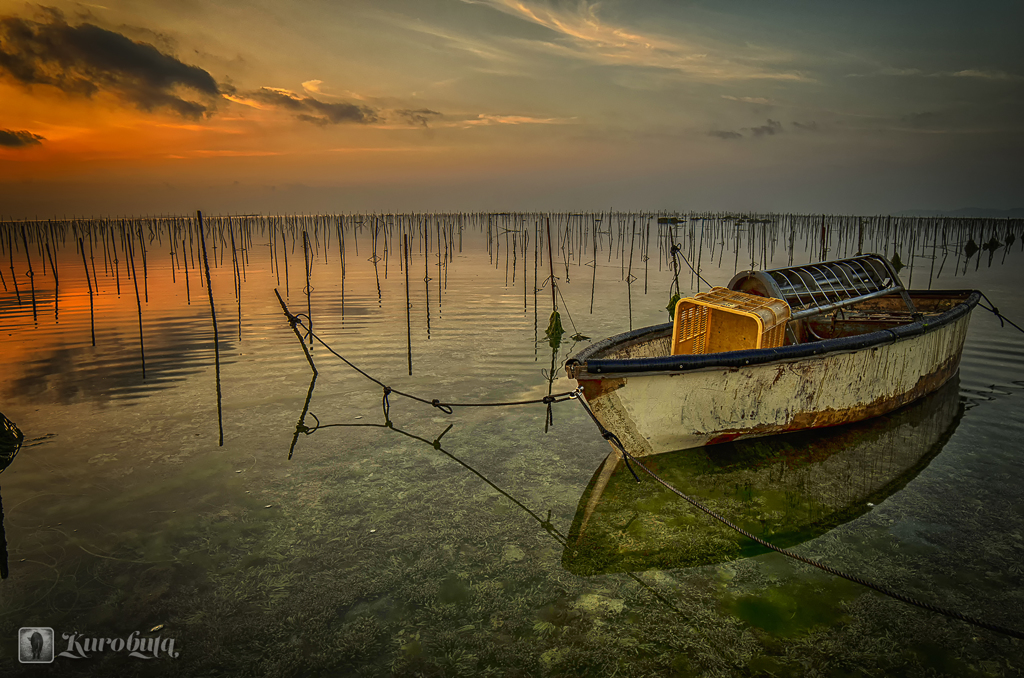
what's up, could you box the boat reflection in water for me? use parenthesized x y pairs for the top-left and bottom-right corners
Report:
(563, 375), (963, 576)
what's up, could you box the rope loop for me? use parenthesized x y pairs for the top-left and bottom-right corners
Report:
(286, 311), (309, 329)
(297, 411), (320, 435)
(979, 292), (1024, 334)
(431, 399), (454, 414)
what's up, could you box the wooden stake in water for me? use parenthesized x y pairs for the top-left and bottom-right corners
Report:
(138, 223), (148, 303)
(20, 226), (37, 322)
(627, 219), (636, 331)
(274, 289), (317, 376)
(302, 230), (312, 345)
(338, 220), (346, 324)
(111, 228), (121, 296)
(126, 225), (146, 379)
(424, 223), (431, 338)
(79, 237), (95, 346)
(546, 218), (556, 313)
(45, 238), (60, 322)
(183, 240), (191, 305)
(230, 225), (241, 341)
(197, 211), (224, 447)
(7, 227), (20, 304)
(405, 234), (412, 376)
(281, 228), (289, 297)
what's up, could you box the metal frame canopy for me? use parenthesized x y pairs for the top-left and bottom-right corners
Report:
(728, 254), (917, 321)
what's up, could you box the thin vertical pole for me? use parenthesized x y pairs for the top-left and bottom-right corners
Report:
(20, 226), (36, 322)
(183, 239), (191, 305)
(198, 211), (224, 447)
(405, 234), (412, 375)
(79, 237), (95, 346)
(126, 227), (145, 379)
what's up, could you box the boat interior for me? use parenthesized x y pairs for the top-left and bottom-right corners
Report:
(582, 253), (975, 364)
(795, 291), (972, 342)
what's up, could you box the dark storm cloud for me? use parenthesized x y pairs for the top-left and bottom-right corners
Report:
(792, 121), (818, 131)
(750, 119), (783, 137)
(0, 7), (221, 118)
(397, 108), (443, 128)
(247, 87), (378, 125)
(709, 130), (743, 140)
(0, 128), (45, 147)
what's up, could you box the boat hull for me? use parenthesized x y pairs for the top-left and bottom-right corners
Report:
(567, 291), (978, 456)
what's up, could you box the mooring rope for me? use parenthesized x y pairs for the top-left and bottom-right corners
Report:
(571, 389), (1024, 641)
(670, 244), (713, 290)
(274, 290), (576, 418)
(978, 291), (1024, 335)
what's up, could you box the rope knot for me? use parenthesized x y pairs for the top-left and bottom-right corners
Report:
(431, 399), (454, 414)
(542, 395), (555, 404)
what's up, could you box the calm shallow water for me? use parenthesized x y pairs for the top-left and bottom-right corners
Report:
(1, 213), (1023, 676)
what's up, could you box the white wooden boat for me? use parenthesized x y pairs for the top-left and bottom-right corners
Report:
(566, 255), (979, 456)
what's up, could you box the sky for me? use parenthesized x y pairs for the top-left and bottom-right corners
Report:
(1, 0), (1022, 217)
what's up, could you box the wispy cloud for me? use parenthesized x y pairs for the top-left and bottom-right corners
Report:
(460, 0), (810, 82)
(451, 113), (576, 128)
(178, 149), (284, 158)
(848, 66), (1023, 82)
(397, 109), (443, 128)
(750, 119), (783, 137)
(0, 128), (45, 147)
(708, 119), (788, 140)
(722, 95), (773, 105)
(0, 7), (221, 118)
(225, 87), (379, 125)
(226, 86), (453, 129)
(301, 79), (328, 96)
(301, 79), (371, 101)
(946, 69), (1023, 81)
(384, 15), (523, 70)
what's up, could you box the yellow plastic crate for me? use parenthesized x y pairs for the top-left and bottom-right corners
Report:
(671, 287), (790, 355)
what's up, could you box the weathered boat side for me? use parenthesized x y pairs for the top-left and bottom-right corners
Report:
(566, 291), (980, 456)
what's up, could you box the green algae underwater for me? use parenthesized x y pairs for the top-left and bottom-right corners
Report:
(1, 213), (1023, 676)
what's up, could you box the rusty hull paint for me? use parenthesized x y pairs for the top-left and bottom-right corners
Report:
(576, 310), (971, 456)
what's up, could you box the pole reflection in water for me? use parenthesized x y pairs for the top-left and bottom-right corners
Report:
(20, 226), (37, 323)
(563, 375), (964, 576)
(0, 411), (24, 580)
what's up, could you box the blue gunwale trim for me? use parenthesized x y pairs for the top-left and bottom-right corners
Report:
(568, 290), (980, 376)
